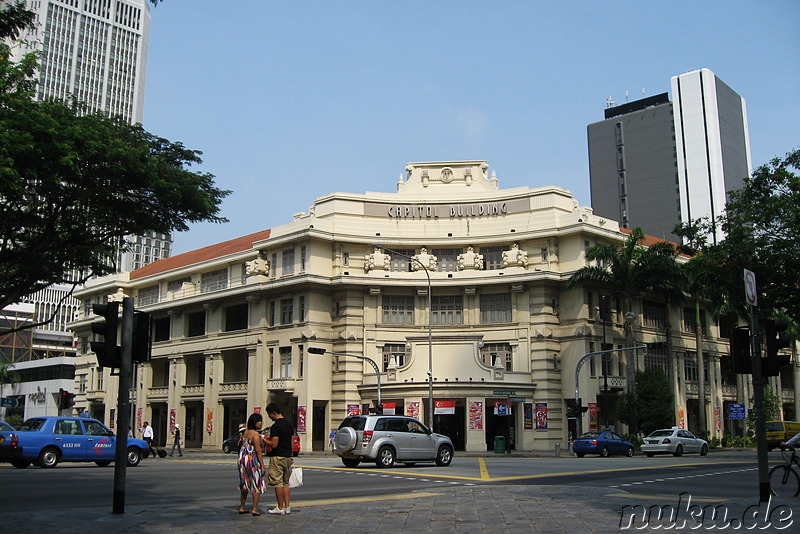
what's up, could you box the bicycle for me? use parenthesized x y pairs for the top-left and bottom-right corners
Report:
(769, 445), (800, 497)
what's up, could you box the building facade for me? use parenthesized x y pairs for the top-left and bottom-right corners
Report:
(588, 68), (751, 244)
(68, 162), (797, 452)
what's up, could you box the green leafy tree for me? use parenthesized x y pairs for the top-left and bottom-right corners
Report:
(568, 227), (685, 435)
(746, 388), (782, 436)
(618, 369), (675, 435)
(0, 2), (230, 328)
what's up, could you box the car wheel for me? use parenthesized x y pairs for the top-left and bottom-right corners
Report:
(600, 446), (609, 458)
(335, 427), (358, 453)
(376, 446), (396, 468)
(127, 447), (142, 467)
(95, 461), (112, 467)
(38, 447), (59, 468)
(435, 445), (453, 466)
(626, 447), (634, 457)
(11, 460), (31, 469)
(700, 444), (708, 456)
(673, 444), (684, 457)
(222, 442), (232, 454)
(645, 453), (654, 457)
(341, 457), (361, 468)
(576, 453), (585, 458)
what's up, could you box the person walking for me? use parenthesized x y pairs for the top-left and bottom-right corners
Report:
(264, 402), (294, 514)
(238, 412), (268, 516)
(169, 423), (183, 457)
(142, 422), (158, 458)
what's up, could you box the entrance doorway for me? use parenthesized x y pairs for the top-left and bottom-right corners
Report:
(485, 399), (515, 451)
(312, 400), (327, 451)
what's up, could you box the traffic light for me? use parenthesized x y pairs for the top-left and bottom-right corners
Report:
(58, 388), (74, 409)
(763, 319), (792, 377)
(646, 341), (668, 350)
(730, 326), (752, 374)
(91, 301), (120, 368)
(565, 398), (588, 418)
(132, 311), (152, 363)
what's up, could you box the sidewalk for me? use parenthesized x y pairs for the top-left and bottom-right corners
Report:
(7, 482), (799, 533)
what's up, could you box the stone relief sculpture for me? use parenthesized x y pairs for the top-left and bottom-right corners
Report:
(457, 245), (484, 270)
(413, 247), (437, 272)
(502, 242), (528, 268)
(245, 256), (270, 277)
(364, 246), (391, 272)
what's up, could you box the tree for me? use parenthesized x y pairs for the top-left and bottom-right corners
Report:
(618, 369), (675, 435)
(568, 227), (685, 435)
(0, 2), (230, 328)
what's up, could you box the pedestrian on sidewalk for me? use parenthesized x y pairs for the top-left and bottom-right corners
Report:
(142, 422), (158, 458)
(238, 412), (268, 516)
(169, 424), (183, 456)
(264, 402), (294, 515)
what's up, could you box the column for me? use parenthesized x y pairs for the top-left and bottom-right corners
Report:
(203, 351), (221, 449)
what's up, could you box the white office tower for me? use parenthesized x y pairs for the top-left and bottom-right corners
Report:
(588, 68), (752, 244)
(3, 0), (170, 333)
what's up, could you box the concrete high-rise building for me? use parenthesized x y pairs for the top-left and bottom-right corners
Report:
(587, 68), (752, 244)
(2, 0), (171, 332)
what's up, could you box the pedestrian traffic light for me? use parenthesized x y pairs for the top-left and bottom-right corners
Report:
(132, 311), (152, 363)
(730, 326), (752, 374)
(58, 388), (74, 409)
(763, 319), (792, 377)
(91, 301), (120, 368)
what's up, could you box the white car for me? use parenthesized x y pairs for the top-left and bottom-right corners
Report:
(641, 427), (708, 457)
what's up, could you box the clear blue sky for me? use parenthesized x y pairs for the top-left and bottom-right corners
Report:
(142, 1), (800, 255)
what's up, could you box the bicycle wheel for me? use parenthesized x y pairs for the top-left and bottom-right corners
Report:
(769, 464), (800, 497)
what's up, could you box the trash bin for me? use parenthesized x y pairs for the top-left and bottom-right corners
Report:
(494, 435), (505, 454)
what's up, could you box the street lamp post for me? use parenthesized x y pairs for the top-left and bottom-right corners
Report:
(372, 244), (434, 428)
(308, 347), (381, 407)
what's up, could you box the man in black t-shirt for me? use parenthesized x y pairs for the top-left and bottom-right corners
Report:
(265, 403), (294, 514)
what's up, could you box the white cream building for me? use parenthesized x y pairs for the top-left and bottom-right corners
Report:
(68, 161), (792, 452)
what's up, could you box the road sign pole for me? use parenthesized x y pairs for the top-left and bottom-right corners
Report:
(112, 297), (134, 514)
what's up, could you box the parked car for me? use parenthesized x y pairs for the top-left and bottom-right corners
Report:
(0, 421), (21, 461)
(641, 427), (708, 457)
(0, 416), (150, 469)
(334, 414), (454, 468)
(222, 430), (243, 454)
(572, 431), (634, 457)
(766, 420), (800, 451)
(0, 421), (14, 432)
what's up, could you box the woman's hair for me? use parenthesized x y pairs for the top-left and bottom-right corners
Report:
(246, 412), (263, 430)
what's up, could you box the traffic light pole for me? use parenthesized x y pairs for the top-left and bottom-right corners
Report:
(748, 307), (771, 503)
(112, 297), (135, 514)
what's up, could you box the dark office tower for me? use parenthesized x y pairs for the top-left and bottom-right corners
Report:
(588, 69), (751, 244)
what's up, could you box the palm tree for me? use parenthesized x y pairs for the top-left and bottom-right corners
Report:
(568, 227), (685, 435)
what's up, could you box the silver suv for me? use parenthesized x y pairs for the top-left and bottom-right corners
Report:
(333, 415), (454, 468)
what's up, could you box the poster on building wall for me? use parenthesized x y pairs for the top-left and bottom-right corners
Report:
(170, 409), (176, 431)
(347, 403), (360, 416)
(678, 405), (686, 429)
(406, 401), (420, 419)
(137, 408), (142, 430)
(588, 403), (598, 430)
(534, 403), (548, 431)
(434, 400), (456, 414)
(715, 406), (721, 432)
(297, 406), (306, 433)
(469, 402), (483, 430)
(206, 409), (213, 432)
(254, 406), (261, 414)
(110, 408), (116, 429)
(382, 402), (396, 415)
(523, 403), (532, 429)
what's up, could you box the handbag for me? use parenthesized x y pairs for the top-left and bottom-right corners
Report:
(289, 466), (303, 488)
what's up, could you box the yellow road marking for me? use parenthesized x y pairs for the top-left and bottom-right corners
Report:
(478, 457), (490, 480)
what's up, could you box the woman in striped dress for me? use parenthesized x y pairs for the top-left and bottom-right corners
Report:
(238, 412), (268, 515)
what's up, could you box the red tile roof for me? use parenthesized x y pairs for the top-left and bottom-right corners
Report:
(130, 229), (271, 280)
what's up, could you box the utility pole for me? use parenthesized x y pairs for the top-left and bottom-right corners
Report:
(112, 297), (134, 514)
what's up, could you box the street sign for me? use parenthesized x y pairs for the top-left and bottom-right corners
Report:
(510, 397), (526, 403)
(728, 403), (746, 420)
(493, 390), (515, 396)
(1, 397), (19, 408)
(744, 269), (758, 306)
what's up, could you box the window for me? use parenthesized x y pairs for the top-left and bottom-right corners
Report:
(187, 311), (205, 337)
(167, 276), (192, 293)
(137, 284), (159, 306)
(342, 252), (350, 266)
(280, 298), (294, 325)
(682, 307), (707, 334)
(644, 343), (669, 376)
(269, 301), (276, 326)
(432, 295), (463, 325)
(382, 343), (408, 371)
(480, 293), (511, 323)
(481, 343), (512, 371)
(433, 248), (461, 272)
(279, 346), (292, 377)
(271, 253), (278, 278)
(481, 246), (507, 270)
(300, 246), (307, 271)
(684, 354), (698, 383)
(282, 248), (295, 275)
(201, 268), (228, 293)
(298, 296), (306, 322)
(153, 316), (170, 342)
(382, 296), (414, 324)
(390, 249), (415, 272)
(642, 301), (667, 329)
(224, 304), (248, 332)
(298, 344), (304, 378)
(541, 248), (548, 263)
(586, 291), (595, 319)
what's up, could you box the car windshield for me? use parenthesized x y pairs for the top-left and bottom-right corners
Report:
(18, 418), (46, 431)
(647, 430), (674, 437)
(766, 422), (785, 431)
(338, 416), (366, 431)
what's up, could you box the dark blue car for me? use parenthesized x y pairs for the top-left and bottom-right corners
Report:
(572, 431), (634, 457)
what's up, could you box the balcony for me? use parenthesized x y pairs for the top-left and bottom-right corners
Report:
(219, 381), (248, 396)
(596, 376), (626, 391)
(181, 384), (205, 398)
(148, 386), (168, 400)
(85, 389), (105, 402)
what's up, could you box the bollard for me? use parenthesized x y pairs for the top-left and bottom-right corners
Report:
(555, 442), (561, 457)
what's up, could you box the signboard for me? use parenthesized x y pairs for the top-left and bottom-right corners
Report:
(494, 401), (510, 416)
(744, 269), (758, 306)
(493, 390), (516, 396)
(297, 406), (306, 433)
(588, 403), (598, 430)
(346, 403), (360, 416)
(468, 401), (482, 430)
(0, 397), (18, 408)
(728, 403), (746, 420)
(534, 402), (548, 431)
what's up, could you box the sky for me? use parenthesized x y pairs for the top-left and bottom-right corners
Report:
(142, 1), (800, 255)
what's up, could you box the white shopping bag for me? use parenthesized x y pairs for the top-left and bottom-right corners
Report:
(289, 466), (303, 488)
